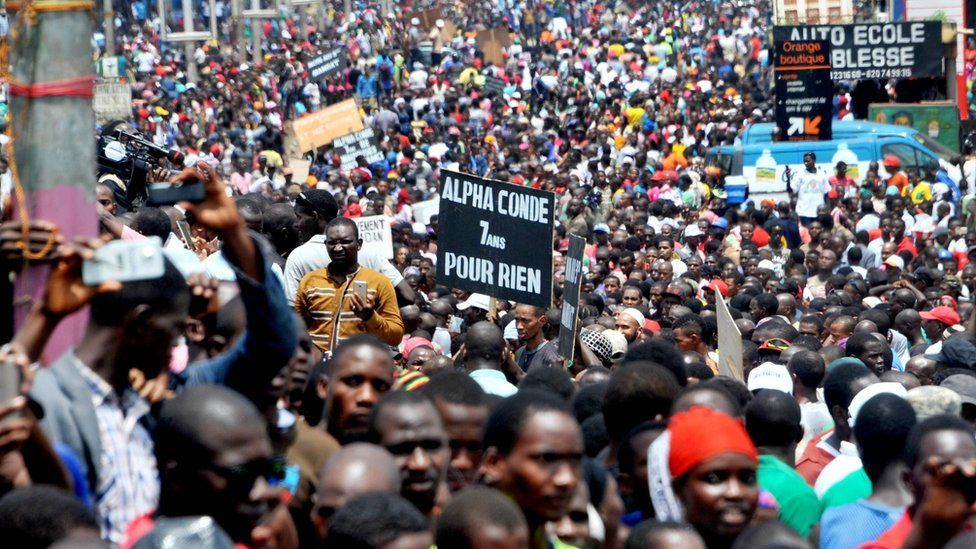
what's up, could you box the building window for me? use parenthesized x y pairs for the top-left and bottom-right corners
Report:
(807, 8), (821, 23)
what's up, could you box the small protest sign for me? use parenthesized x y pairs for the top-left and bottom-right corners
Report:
(334, 127), (384, 170)
(354, 215), (394, 260)
(307, 48), (347, 81)
(94, 81), (132, 123)
(716, 293), (744, 382)
(557, 234), (586, 363)
(287, 99), (363, 154)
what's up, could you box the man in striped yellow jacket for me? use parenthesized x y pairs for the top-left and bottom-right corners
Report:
(294, 217), (404, 354)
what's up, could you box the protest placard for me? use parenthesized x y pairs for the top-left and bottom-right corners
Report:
(334, 128), (384, 170)
(476, 28), (511, 67)
(412, 199), (439, 225)
(557, 234), (585, 362)
(436, 170), (554, 308)
(354, 215), (394, 260)
(94, 81), (132, 123)
(307, 48), (347, 81)
(483, 76), (506, 96)
(287, 99), (363, 154)
(288, 158), (311, 184)
(716, 293), (744, 382)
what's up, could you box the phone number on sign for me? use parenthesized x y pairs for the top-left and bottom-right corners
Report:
(830, 68), (913, 80)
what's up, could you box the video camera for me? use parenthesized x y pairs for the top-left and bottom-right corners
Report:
(96, 121), (184, 212)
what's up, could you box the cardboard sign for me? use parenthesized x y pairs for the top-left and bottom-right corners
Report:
(334, 127), (384, 170)
(436, 170), (554, 308)
(287, 99), (363, 154)
(94, 81), (132, 123)
(557, 234), (586, 363)
(289, 158), (311, 184)
(476, 28), (511, 67)
(773, 22), (943, 81)
(412, 199), (439, 225)
(774, 39), (832, 142)
(354, 215), (394, 260)
(307, 48), (347, 81)
(715, 293), (744, 382)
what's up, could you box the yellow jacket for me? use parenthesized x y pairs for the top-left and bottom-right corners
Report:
(294, 265), (403, 353)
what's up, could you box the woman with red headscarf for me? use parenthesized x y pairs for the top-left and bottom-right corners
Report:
(648, 406), (760, 549)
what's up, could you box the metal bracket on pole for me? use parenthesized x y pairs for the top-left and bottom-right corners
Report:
(243, 0), (281, 18)
(158, 0), (218, 43)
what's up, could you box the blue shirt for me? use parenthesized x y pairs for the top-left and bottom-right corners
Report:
(819, 499), (904, 549)
(470, 369), (517, 397)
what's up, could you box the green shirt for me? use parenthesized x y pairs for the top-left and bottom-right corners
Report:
(758, 454), (823, 537)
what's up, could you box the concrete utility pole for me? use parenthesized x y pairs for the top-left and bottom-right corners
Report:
(298, 6), (309, 40)
(182, 0), (199, 82)
(8, 3), (97, 357)
(102, 0), (115, 54)
(231, 0), (245, 45)
(251, 0), (262, 64)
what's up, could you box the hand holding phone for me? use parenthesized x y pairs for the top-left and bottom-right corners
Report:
(349, 281), (374, 321)
(353, 280), (368, 301)
(146, 166), (207, 206)
(82, 237), (165, 286)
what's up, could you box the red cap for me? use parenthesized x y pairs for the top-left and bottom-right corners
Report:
(920, 306), (961, 326)
(706, 278), (729, 297)
(883, 155), (900, 168)
(668, 407), (757, 478)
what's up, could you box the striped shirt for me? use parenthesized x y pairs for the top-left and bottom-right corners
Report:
(294, 265), (404, 353)
(74, 356), (159, 546)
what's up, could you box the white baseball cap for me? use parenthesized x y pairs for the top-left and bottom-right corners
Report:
(747, 362), (794, 395)
(457, 293), (492, 312)
(683, 224), (703, 238)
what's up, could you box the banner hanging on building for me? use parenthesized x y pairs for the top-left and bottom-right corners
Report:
(774, 38), (833, 141)
(436, 170), (555, 308)
(773, 22), (943, 81)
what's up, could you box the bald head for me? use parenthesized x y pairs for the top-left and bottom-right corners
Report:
(464, 321), (505, 365)
(905, 355), (939, 385)
(854, 320), (878, 334)
(776, 293), (796, 317)
(312, 443), (400, 539)
(157, 385), (265, 459)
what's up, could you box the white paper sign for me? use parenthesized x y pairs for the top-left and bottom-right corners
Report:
(354, 215), (393, 260)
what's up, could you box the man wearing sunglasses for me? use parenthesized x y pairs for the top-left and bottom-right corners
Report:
(125, 386), (297, 548)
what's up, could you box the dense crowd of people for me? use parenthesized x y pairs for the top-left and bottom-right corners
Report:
(2, 0), (976, 548)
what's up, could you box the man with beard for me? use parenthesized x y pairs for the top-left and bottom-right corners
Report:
(367, 391), (450, 518)
(294, 217), (404, 354)
(316, 335), (396, 444)
(481, 390), (583, 549)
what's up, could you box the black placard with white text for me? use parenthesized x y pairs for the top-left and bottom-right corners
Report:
(773, 22), (942, 81)
(307, 48), (347, 81)
(334, 128), (384, 170)
(436, 171), (554, 308)
(557, 234), (585, 363)
(774, 38), (833, 141)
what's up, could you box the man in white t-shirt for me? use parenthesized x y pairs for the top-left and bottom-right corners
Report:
(791, 151), (831, 226)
